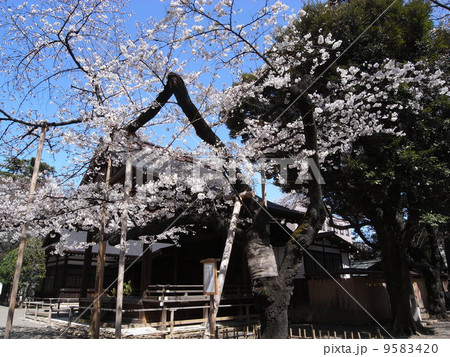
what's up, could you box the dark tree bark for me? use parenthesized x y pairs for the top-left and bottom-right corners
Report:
(410, 226), (448, 320)
(377, 228), (418, 335)
(372, 208), (432, 336)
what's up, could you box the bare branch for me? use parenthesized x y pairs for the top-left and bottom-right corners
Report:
(429, 0), (450, 12)
(1, 109), (82, 128)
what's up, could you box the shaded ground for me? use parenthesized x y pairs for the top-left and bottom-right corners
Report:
(0, 306), (79, 339)
(0, 305), (449, 339)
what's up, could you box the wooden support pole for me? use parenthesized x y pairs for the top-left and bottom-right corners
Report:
(208, 294), (216, 338)
(80, 232), (94, 298)
(169, 310), (175, 338)
(115, 143), (132, 339)
(5, 125), (47, 339)
(261, 170), (267, 207)
(139, 242), (152, 323)
(90, 155), (112, 339)
(204, 199), (242, 338)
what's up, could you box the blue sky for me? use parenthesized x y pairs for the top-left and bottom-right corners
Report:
(1, 0), (308, 201)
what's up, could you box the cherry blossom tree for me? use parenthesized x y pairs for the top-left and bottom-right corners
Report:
(1, 0), (448, 339)
(215, 0), (449, 336)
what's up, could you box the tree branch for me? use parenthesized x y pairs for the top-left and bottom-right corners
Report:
(1, 109), (82, 128)
(429, 0), (450, 11)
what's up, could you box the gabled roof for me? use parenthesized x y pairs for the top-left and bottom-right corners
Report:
(316, 231), (358, 253)
(350, 258), (382, 270)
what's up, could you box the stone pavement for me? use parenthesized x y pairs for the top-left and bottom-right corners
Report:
(0, 305), (81, 339)
(1, 305), (449, 339)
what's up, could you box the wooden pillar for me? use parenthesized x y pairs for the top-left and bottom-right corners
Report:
(5, 125), (47, 339)
(61, 254), (69, 296)
(115, 142), (132, 339)
(173, 249), (179, 285)
(53, 255), (60, 292)
(261, 169), (267, 207)
(139, 242), (152, 323)
(204, 199), (242, 338)
(90, 155), (112, 339)
(80, 232), (94, 298)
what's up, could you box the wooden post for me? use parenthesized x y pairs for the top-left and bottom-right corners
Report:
(261, 170), (267, 207)
(80, 232), (94, 298)
(90, 155), (112, 339)
(209, 294), (216, 338)
(115, 143), (132, 339)
(204, 199), (242, 338)
(245, 305), (250, 326)
(61, 254), (69, 292)
(68, 307), (73, 327)
(169, 309), (175, 338)
(5, 125), (47, 339)
(48, 306), (52, 323)
(139, 242), (152, 323)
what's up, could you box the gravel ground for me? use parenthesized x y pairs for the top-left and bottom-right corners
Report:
(1, 305), (449, 339)
(0, 305), (74, 339)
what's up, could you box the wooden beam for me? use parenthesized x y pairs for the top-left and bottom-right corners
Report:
(115, 142), (132, 339)
(5, 125), (47, 339)
(90, 155), (112, 339)
(139, 242), (152, 323)
(204, 199), (242, 338)
(261, 170), (267, 207)
(80, 232), (94, 298)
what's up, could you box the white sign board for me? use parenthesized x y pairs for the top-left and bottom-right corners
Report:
(201, 259), (218, 295)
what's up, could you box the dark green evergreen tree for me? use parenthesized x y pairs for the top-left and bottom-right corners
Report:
(225, 0), (449, 335)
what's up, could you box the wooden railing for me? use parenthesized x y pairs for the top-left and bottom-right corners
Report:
(141, 284), (255, 333)
(24, 299), (80, 326)
(26, 284), (256, 334)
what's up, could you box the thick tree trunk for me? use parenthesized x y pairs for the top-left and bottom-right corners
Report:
(376, 222), (423, 336)
(425, 227), (447, 319)
(410, 226), (447, 319)
(420, 264), (447, 319)
(251, 276), (290, 338)
(243, 199), (289, 338)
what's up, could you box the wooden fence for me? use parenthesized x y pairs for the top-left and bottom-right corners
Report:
(216, 324), (386, 339)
